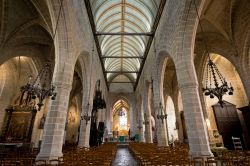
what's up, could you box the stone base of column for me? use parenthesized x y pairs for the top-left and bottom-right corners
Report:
(78, 142), (90, 148)
(157, 140), (168, 147)
(36, 152), (63, 163)
(189, 150), (213, 158)
(77, 122), (90, 148)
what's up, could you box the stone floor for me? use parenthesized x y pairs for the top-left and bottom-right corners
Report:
(112, 147), (138, 166)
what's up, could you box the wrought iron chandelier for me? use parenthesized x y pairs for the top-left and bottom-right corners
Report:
(82, 103), (91, 124)
(193, 0), (234, 107)
(202, 58), (234, 107)
(20, 63), (56, 111)
(157, 102), (167, 123)
(20, 0), (64, 111)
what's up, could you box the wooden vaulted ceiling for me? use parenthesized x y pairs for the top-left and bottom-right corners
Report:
(85, 0), (166, 90)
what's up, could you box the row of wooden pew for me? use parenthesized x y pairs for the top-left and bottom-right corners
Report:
(0, 143), (117, 165)
(128, 142), (250, 166)
(59, 142), (117, 165)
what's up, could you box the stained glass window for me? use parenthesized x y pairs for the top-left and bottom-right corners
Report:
(119, 107), (127, 130)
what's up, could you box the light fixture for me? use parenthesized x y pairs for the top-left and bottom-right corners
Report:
(157, 102), (167, 124)
(20, 63), (56, 111)
(193, 0), (234, 107)
(82, 103), (91, 125)
(202, 58), (234, 107)
(19, 0), (64, 111)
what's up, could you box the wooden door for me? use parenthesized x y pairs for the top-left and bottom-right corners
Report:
(212, 101), (243, 149)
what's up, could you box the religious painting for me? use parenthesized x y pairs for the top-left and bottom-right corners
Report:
(7, 112), (32, 141)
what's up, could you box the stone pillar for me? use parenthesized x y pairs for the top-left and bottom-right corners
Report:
(106, 106), (112, 134)
(138, 119), (145, 142)
(78, 103), (92, 148)
(143, 82), (153, 143)
(36, 82), (72, 161)
(153, 76), (168, 146)
(139, 104), (145, 142)
(155, 104), (168, 146)
(144, 113), (152, 143)
(179, 82), (212, 157)
(129, 106), (134, 137)
(130, 100), (137, 138)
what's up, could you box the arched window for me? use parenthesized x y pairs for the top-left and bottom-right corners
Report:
(119, 107), (127, 130)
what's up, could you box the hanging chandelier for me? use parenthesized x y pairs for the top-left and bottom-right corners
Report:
(157, 102), (167, 123)
(82, 103), (91, 124)
(20, 63), (56, 111)
(202, 58), (234, 107)
(19, 0), (65, 111)
(192, 0), (234, 107)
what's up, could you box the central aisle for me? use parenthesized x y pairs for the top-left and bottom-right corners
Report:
(112, 147), (138, 166)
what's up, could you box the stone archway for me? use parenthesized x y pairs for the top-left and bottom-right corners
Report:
(112, 99), (130, 141)
(202, 53), (250, 148)
(0, 56), (51, 147)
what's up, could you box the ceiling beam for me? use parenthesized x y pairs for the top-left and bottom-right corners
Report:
(105, 71), (139, 73)
(101, 56), (144, 59)
(134, 0), (167, 91)
(95, 32), (153, 36)
(85, 0), (167, 91)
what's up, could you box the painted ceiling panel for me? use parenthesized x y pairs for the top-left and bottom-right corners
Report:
(88, 0), (163, 88)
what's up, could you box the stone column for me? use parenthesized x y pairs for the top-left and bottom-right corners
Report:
(138, 119), (145, 142)
(129, 106), (134, 137)
(139, 104), (145, 142)
(106, 106), (112, 134)
(130, 100), (137, 138)
(153, 77), (168, 146)
(144, 113), (152, 143)
(179, 82), (212, 157)
(143, 82), (153, 143)
(155, 104), (168, 146)
(78, 104), (92, 148)
(36, 82), (72, 161)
